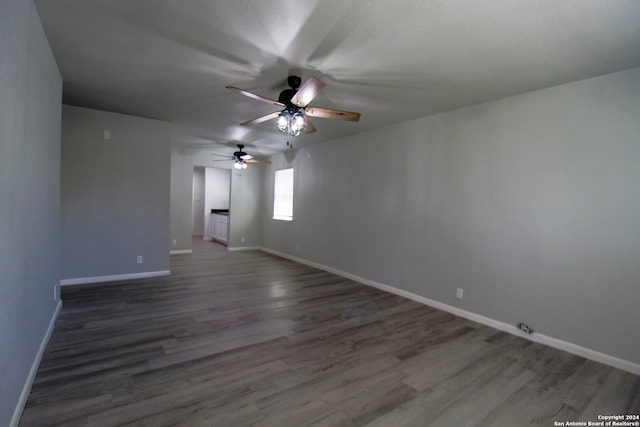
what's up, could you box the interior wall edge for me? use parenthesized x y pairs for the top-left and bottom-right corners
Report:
(260, 247), (640, 376)
(10, 300), (62, 427)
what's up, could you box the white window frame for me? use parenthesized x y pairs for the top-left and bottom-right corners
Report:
(273, 168), (294, 221)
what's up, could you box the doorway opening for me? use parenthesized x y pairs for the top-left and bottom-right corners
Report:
(192, 166), (231, 245)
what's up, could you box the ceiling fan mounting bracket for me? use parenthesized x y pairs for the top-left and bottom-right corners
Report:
(287, 75), (301, 90)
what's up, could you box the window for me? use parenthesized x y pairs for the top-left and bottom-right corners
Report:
(273, 168), (294, 221)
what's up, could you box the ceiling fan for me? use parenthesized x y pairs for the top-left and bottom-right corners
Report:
(227, 75), (361, 137)
(212, 144), (271, 170)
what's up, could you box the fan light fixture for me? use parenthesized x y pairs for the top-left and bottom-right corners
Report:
(234, 159), (248, 170)
(277, 109), (305, 136)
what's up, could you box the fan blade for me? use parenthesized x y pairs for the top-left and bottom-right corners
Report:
(226, 86), (284, 107)
(240, 111), (281, 126)
(211, 154), (234, 160)
(290, 76), (325, 108)
(305, 106), (360, 122)
(246, 158), (271, 164)
(304, 116), (317, 133)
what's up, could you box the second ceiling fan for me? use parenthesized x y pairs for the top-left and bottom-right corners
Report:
(227, 76), (361, 137)
(213, 144), (271, 170)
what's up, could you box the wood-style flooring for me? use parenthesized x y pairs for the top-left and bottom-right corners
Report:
(20, 239), (640, 426)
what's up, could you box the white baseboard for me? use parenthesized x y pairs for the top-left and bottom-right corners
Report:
(170, 250), (192, 255)
(11, 300), (62, 427)
(60, 270), (171, 286)
(260, 247), (640, 376)
(227, 246), (261, 252)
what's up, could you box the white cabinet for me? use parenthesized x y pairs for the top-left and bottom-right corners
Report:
(210, 213), (229, 244)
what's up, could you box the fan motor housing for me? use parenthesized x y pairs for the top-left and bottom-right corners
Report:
(278, 76), (303, 108)
(278, 88), (298, 108)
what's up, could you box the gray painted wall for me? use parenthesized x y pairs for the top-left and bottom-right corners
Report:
(61, 106), (171, 280)
(169, 148), (208, 252)
(0, 0), (62, 424)
(192, 166), (205, 236)
(262, 67), (640, 365)
(229, 166), (263, 249)
(170, 145), (196, 249)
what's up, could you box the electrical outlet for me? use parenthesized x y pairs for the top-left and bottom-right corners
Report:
(456, 288), (464, 299)
(172, 239), (177, 245)
(518, 322), (534, 334)
(137, 256), (143, 264)
(241, 236), (245, 243)
(296, 245), (300, 253)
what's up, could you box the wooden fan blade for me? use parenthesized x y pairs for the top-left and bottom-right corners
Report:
(246, 158), (272, 165)
(240, 111), (281, 126)
(304, 115), (317, 133)
(305, 106), (361, 122)
(290, 76), (325, 108)
(226, 86), (285, 107)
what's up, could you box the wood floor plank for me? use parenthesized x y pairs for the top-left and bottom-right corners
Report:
(19, 238), (640, 426)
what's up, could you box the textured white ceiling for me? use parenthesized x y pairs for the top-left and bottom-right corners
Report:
(34, 0), (640, 157)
